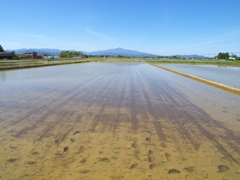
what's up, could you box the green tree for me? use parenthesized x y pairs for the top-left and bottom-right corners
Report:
(217, 52), (229, 60)
(59, 51), (86, 58)
(225, 52), (229, 60)
(0, 45), (4, 52)
(217, 52), (223, 59)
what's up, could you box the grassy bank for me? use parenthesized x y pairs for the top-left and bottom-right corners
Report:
(0, 59), (91, 70)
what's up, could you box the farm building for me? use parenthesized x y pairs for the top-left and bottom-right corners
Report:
(34, 54), (45, 59)
(43, 56), (60, 59)
(0, 52), (19, 60)
(228, 56), (240, 61)
(25, 52), (38, 59)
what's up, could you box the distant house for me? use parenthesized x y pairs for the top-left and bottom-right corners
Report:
(43, 55), (60, 59)
(53, 56), (60, 59)
(0, 52), (19, 60)
(229, 57), (236, 61)
(44, 56), (53, 59)
(229, 56), (240, 61)
(34, 54), (44, 59)
(25, 52), (38, 59)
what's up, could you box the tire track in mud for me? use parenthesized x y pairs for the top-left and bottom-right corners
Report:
(44, 65), (147, 142)
(160, 74), (240, 160)
(102, 67), (130, 134)
(136, 67), (167, 144)
(3, 63), (240, 166)
(54, 75), (120, 143)
(88, 64), (142, 133)
(185, 103), (240, 153)
(36, 110), (75, 141)
(0, 80), (71, 115)
(128, 66), (141, 132)
(36, 68), (122, 140)
(182, 102), (240, 154)
(9, 82), (87, 126)
(84, 65), (135, 132)
(91, 71), (127, 132)
(142, 64), (240, 164)
(13, 87), (83, 138)
(37, 84), (106, 142)
(86, 64), (145, 133)
(0, 65), (91, 114)
(12, 68), (118, 138)
(138, 66), (200, 150)
(110, 85), (127, 134)
(37, 72), (116, 141)
(86, 69), (127, 133)
(7, 65), (118, 127)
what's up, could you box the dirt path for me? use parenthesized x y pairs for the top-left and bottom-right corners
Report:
(0, 63), (240, 179)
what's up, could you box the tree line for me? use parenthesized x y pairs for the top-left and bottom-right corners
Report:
(216, 52), (230, 59)
(215, 52), (237, 59)
(59, 51), (87, 58)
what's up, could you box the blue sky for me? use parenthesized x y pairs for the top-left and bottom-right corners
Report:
(1, 0), (240, 56)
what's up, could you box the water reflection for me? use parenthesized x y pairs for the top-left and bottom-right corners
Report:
(0, 71), (6, 81)
(157, 64), (240, 88)
(1, 63), (240, 179)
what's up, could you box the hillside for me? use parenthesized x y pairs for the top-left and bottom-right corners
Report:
(6, 48), (157, 58)
(6, 48), (206, 58)
(83, 48), (158, 58)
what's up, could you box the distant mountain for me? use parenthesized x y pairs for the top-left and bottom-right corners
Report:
(6, 48), (205, 58)
(6, 48), (158, 57)
(83, 48), (158, 58)
(5, 48), (65, 56)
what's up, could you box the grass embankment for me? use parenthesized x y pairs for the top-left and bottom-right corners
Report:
(0, 59), (90, 70)
(147, 62), (240, 96)
(147, 59), (240, 66)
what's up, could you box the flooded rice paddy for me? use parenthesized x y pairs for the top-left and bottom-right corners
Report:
(157, 64), (240, 89)
(0, 63), (240, 180)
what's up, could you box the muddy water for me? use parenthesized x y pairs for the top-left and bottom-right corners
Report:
(157, 64), (240, 89)
(0, 63), (240, 180)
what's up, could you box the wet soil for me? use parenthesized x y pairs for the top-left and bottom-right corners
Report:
(0, 63), (240, 179)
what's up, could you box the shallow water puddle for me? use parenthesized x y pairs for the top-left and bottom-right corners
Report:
(0, 63), (240, 179)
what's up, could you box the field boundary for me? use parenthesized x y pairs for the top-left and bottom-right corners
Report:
(147, 62), (240, 96)
(0, 60), (90, 70)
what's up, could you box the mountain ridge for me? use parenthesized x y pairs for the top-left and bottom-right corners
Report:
(6, 48), (205, 58)
(83, 48), (157, 57)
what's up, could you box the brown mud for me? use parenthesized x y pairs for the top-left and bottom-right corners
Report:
(0, 63), (240, 179)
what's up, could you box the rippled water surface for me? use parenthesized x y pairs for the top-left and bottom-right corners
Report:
(0, 63), (240, 180)
(157, 64), (240, 88)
